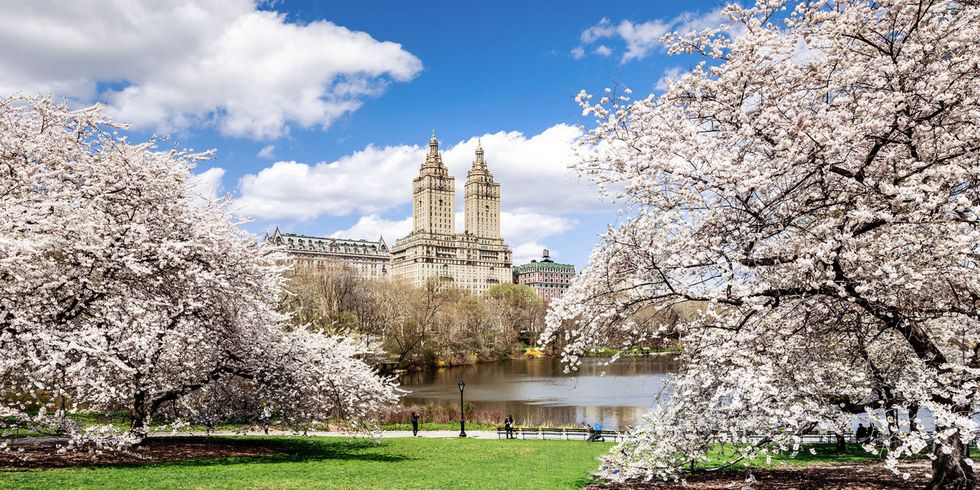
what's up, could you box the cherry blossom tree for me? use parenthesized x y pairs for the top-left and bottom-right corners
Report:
(0, 96), (396, 446)
(544, 0), (980, 487)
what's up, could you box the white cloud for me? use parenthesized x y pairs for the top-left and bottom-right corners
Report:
(320, 210), (582, 267)
(236, 124), (606, 221)
(257, 144), (275, 159)
(187, 167), (226, 204)
(655, 66), (686, 91)
(236, 144), (423, 221)
(0, 0), (422, 139)
(328, 211), (573, 261)
(440, 126), (599, 213)
(580, 18), (615, 44)
(501, 212), (574, 244)
(330, 214), (412, 242)
(189, 167), (225, 200)
(576, 8), (729, 63)
(513, 242), (551, 265)
(615, 19), (674, 62)
(505, 212), (575, 265)
(570, 47), (585, 60)
(455, 210), (574, 244)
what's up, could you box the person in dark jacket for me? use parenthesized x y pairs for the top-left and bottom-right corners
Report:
(504, 415), (514, 439)
(410, 411), (420, 437)
(855, 423), (867, 443)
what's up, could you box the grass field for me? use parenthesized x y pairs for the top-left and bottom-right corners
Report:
(0, 436), (936, 489)
(704, 442), (893, 468)
(0, 436), (613, 489)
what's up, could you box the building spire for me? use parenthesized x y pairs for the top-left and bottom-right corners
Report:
(471, 138), (488, 171)
(422, 130), (445, 170)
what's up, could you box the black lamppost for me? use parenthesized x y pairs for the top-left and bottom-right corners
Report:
(458, 379), (467, 437)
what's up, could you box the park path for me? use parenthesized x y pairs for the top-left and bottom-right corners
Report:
(8, 429), (610, 447)
(150, 429), (505, 439)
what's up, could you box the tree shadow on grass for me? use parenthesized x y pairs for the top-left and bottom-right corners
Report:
(0, 436), (410, 471)
(173, 437), (411, 467)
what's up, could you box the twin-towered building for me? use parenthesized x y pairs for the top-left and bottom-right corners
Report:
(390, 133), (512, 293)
(270, 132), (513, 295)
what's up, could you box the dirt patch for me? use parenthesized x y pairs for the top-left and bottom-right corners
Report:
(591, 460), (932, 489)
(0, 437), (279, 469)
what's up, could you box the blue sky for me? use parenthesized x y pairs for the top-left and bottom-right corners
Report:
(0, 0), (723, 268)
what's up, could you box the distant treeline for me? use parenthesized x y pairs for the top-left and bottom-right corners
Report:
(281, 266), (548, 368)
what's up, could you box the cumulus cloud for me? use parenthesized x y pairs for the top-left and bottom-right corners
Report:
(441, 126), (599, 213)
(655, 66), (686, 91)
(615, 19), (674, 62)
(501, 212), (574, 244)
(236, 123), (605, 221)
(570, 47), (585, 60)
(504, 212), (575, 265)
(236, 144), (423, 221)
(257, 145), (275, 159)
(513, 242), (552, 265)
(330, 210), (574, 266)
(187, 167), (226, 205)
(0, 0), (422, 139)
(580, 18), (616, 44)
(573, 8), (729, 63)
(330, 215), (412, 242)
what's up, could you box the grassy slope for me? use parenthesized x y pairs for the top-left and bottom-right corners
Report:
(0, 437), (612, 490)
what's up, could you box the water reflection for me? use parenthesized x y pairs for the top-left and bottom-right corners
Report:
(399, 355), (679, 430)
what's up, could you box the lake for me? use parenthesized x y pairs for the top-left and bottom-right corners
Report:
(398, 355), (679, 430)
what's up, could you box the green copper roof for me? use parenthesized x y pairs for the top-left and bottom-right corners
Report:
(512, 261), (575, 272)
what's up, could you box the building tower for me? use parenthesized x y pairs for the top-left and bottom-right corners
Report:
(412, 131), (455, 235)
(391, 132), (512, 293)
(464, 140), (501, 239)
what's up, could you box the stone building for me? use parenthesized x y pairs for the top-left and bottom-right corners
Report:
(391, 133), (512, 293)
(267, 227), (391, 279)
(512, 249), (576, 301)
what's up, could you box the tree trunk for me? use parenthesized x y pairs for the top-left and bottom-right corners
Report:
(927, 428), (975, 490)
(129, 390), (149, 444)
(887, 406), (901, 450)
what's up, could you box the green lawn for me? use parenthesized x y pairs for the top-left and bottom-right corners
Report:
(703, 442), (891, 469)
(0, 436), (612, 489)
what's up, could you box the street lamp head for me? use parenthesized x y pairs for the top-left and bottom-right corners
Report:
(458, 379), (465, 392)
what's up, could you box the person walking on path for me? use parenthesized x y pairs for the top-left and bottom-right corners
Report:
(410, 412), (420, 437)
(504, 415), (514, 439)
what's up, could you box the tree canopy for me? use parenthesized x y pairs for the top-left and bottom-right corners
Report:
(544, 0), (980, 487)
(0, 97), (396, 446)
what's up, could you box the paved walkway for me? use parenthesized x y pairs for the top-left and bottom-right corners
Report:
(150, 429), (505, 439)
(5, 430), (509, 447)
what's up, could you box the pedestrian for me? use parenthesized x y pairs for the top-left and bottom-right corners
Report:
(410, 411), (420, 437)
(855, 423), (867, 443)
(262, 405), (272, 435)
(504, 415), (514, 439)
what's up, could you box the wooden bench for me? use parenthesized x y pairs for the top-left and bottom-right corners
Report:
(495, 427), (626, 442)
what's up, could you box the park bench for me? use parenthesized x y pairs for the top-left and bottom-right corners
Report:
(496, 427), (627, 442)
